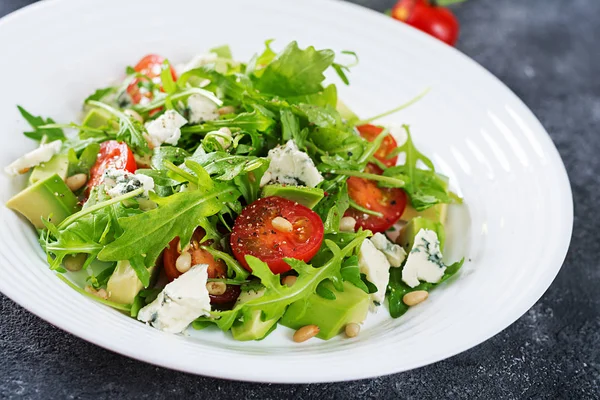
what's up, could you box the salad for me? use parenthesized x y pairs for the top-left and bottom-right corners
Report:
(4, 41), (463, 342)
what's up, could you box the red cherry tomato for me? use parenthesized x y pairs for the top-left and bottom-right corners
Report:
(126, 54), (177, 105)
(163, 229), (238, 305)
(230, 196), (325, 274)
(344, 164), (408, 233)
(391, 0), (460, 46)
(87, 140), (137, 191)
(357, 124), (398, 168)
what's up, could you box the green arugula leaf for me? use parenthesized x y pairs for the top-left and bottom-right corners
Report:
(160, 60), (177, 94)
(294, 103), (342, 128)
(17, 106), (65, 142)
(246, 39), (277, 77)
(98, 184), (241, 276)
(316, 279), (337, 300)
(280, 108), (299, 143)
(182, 107), (274, 135)
(67, 143), (100, 176)
(387, 259), (464, 318)
(187, 151), (269, 181)
(288, 84), (338, 108)
(254, 41), (335, 97)
(340, 255), (369, 293)
(84, 87), (115, 103)
(313, 183), (349, 233)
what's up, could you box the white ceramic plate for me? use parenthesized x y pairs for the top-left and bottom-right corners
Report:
(0, 0), (572, 383)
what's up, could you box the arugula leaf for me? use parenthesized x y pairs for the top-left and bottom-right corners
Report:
(84, 87), (115, 103)
(254, 41), (335, 97)
(86, 100), (150, 155)
(98, 184), (241, 277)
(17, 106), (65, 142)
(340, 255), (369, 293)
(313, 183), (349, 233)
(382, 125), (455, 211)
(233, 163), (269, 204)
(182, 107), (274, 134)
(288, 84), (338, 108)
(280, 108), (299, 143)
(387, 259), (464, 318)
(160, 60), (177, 94)
(294, 103), (342, 128)
(316, 279), (336, 300)
(246, 39), (277, 77)
(187, 151), (269, 181)
(67, 143), (100, 176)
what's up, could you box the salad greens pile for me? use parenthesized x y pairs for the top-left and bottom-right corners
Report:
(6, 40), (463, 341)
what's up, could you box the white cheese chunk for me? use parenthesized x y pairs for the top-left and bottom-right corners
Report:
(4, 140), (62, 175)
(175, 52), (218, 76)
(187, 94), (219, 124)
(144, 110), (187, 148)
(138, 264), (211, 333)
(358, 239), (391, 306)
(370, 233), (407, 267)
(259, 140), (324, 187)
(402, 229), (446, 288)
(101, 168), (155, 199)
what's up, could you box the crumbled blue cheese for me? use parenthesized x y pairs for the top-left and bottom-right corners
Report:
(370, 233), (406, 267)
(4, 140), (62, 175)
(358, 239), (391, 306)
(175, 52), (218, 76)
(402, 229), (446, 288)
(259, 140), (324, 187)
(138, 264), (211, 333)
(144, 110), (187, 148)
(187, 94), (219, 124)
(101, 168), (155, 199)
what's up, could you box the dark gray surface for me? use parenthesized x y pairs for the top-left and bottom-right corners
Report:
(1, 0), (599, 398)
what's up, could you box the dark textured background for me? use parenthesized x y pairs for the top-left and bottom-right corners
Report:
(1, 0), (599, 398)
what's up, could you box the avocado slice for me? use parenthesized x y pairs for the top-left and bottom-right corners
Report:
(231, 285), (282, 341)
(280, 281), (369, 340)
(6, 173), (79, 229)
(397, 216), (446, 253)
(107, 260), (156, 305)
(261, 184), (324, 209)
(29, 153), (69, 185)
(82, 108), (117, 129)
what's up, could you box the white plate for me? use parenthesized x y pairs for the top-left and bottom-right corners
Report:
(0, 0), (573, 383)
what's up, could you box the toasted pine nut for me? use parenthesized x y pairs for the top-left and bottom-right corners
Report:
(218, 105), (236, 115)
(85, 285), (108, 300)
(65, 173), (88, 192)
(175, 251), (192, 273)
(345, 323), (360, 338)
(124, 109), (144, 123)
(63, 253), (87, 272)
(206, 281), (227, 296)
(293, 325), (320, 343)
(339, 216), (356, 232)
(282, 275), (297, 287)
(403, 290), (429, 306)
(272, 216), (293, 233)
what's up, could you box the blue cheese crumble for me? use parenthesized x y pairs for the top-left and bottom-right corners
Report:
(259, 140), (324, 187)
(137, 264), (211, 333)
(101, 168), (155, 200)
(187, 94), (219, 124)
(402, 229), (446, 288)
(4, 140), (62, 175)
(358, 238), (391, 307)
(144, 110), (187, 148)
(370, 233), (406, 267)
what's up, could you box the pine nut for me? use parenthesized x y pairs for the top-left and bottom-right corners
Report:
(218, 105), (236, 115)
(175, 251), (192, 273)
(124, 109), (144, 123)
(339, 216), (357, 232)
(293, 325), (320, 343)
(403, 290), (429, 306)
(63, 253), (87, 272)
(282, 275), (297, 287)
(272, 216), (293, 233)
(345, 323), (360, 338)
(85, 285), (108, 300)
(206, 281), (227, 295)
(65, 173), (88, 192)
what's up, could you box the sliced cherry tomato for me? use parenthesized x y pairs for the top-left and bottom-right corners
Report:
(345, 164), (408, 233)
(230, 196), (325, 274)
(163, 228), (237, 305)
(87, 140), (137, 191)
(391, 0), (460, 46)
(357, 124), (398, 167)
(126, 54), (177, 105)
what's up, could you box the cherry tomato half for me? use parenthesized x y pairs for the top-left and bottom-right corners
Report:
(357, 124), (398, 168)
(126, 54), (177, 105)
(87, 140), (137, 191)
(391, 0), (460, 46)
(163, 228), (238, 305)
(230, 196), (325, 274)
(344, 164), (408, 233)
